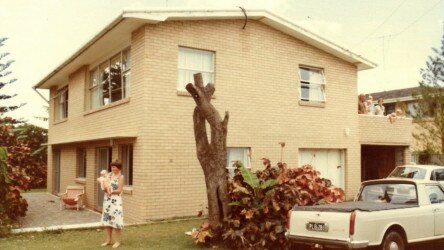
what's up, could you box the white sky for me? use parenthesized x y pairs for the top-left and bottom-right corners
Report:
(1, 0), (443, 128)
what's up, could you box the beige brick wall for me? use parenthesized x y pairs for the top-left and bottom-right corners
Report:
(358, 115), (412, 145)
(47, 19), (386, 223)
(140, 19), (362, 217)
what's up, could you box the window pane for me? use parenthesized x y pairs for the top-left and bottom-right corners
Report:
(309, 83), (325, 102)
(309, 69), (324, 84)
(90, 68), (99, 88)
(100, 61), (110, 105)
(426, 185), (444, 203)
(56, 87), (68, 120)
(178, 47), (214, 90)
(227, 148), (250, 178)
(299, 67), (325, 102)
(90, 68), (100, 109)
(121, 145), (133, 185)
(122, 48), (131, 71)
(201, 51), (214, 71)
(300, 68), (310, 81)
(90, 87), (100, 109)
(301, 83), (310, 100)
(110, 54), (122, 103)
(77, 148), (86, 178)
(202, 72), (213, 85)
(89, 48), (130, 109)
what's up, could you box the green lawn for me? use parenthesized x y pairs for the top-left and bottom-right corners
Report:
(0, 219), (209, 250)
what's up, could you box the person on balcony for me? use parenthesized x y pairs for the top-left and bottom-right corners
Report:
(366, 95), (375, 115)
(375, 97), (385, 116)
(358, 94), (367, 114)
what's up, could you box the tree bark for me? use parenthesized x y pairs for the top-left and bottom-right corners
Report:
(186, 73), (229, 231)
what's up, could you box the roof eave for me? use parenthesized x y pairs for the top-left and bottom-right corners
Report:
(34, 8), (376, 90)
(33, 13), (126, 89)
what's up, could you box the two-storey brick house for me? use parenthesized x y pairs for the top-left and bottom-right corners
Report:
(34, 9), (412, 224)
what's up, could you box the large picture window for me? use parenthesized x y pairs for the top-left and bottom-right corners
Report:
(89, 48), (131, 109)
(299, 67), (326, 102)
(177, 47), (214, 91)
(55, 86), (68, 120)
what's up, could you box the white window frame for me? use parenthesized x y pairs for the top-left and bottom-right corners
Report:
(89, 47), (131, 109)
(298, 66), (326, 102)
(55, 86), (68, 120)
(226, 147), (251, 179)
(177, 47), (214, 91)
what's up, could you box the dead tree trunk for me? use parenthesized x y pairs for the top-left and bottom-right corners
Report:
(186, 73), (229, 232)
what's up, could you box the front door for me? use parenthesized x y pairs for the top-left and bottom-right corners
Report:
(96, 147), (111, 210)
(53, 149), (61, 194)
(299, 149), (345, 189)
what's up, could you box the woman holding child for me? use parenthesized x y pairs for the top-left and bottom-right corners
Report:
(99, 160), (124, 248)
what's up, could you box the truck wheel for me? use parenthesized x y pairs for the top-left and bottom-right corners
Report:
(382, 231), (405, 250)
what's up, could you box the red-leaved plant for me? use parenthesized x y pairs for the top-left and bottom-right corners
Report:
(191, 159), (345, 249)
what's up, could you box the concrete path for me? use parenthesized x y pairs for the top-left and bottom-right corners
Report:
(13, 192), (101, 233)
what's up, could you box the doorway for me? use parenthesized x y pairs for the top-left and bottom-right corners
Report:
(96, 147), (112, 210)
(299, 149), (345, 189)
(361, 145), (406, 181)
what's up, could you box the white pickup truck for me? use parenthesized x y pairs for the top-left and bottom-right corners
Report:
(286, 178), (444, 250)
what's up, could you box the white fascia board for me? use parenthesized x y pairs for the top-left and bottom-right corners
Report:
(122, 8), (259, 21)
(122, 8), (376, 71)
(35, 8), (376, 89)
(257, 10), (376, 71)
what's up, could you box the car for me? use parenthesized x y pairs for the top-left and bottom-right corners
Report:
(286, 178), (444, 250)
(387, 164), (444, 185)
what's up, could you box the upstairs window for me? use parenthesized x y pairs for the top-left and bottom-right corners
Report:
(299, 67), (326, 102)
(89, 48), (131, 109)
(55, 86), (68, 120)
(177, 47), (214, 91)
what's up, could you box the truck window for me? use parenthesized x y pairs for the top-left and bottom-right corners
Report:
(358, 183), (417, 204)
(431, 170), (444, 181)
(388, 167), (426, 179)
(425, 185), (444, 204)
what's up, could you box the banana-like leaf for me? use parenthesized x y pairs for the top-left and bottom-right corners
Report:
(228, 201), (242, 206)
(0, 147), (7, 160)
(0, 147), (10, 184)
(237, 161), (259, 189)
(260, 179), (278, 189)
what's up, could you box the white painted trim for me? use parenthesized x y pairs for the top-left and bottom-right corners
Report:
(34, 8), (376, 90)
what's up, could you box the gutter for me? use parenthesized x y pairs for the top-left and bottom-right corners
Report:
(33, 86), (49, 103)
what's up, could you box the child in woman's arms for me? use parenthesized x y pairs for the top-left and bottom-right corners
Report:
(97, 170), (112, 195)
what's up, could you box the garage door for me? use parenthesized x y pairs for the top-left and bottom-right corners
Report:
(299, 149), (345, 189)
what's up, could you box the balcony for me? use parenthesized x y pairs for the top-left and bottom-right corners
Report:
(359, 114), (413, 146)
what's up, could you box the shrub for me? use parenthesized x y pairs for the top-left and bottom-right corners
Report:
(0, 147), (29, 237)
(192, 159), (345, 249)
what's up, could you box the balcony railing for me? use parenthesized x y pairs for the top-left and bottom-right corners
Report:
(359, 114), (413, 145)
